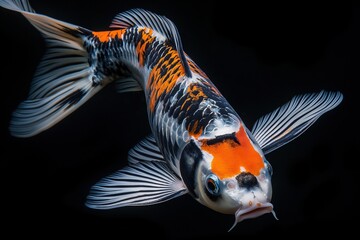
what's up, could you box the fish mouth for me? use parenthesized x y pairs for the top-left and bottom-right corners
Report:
(228, 202), (277, 232)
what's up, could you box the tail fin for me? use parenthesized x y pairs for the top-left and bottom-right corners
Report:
(1, 0), (105, 137)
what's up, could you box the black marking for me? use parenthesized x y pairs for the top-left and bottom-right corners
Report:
(236, 172), (259, 189)
(206, 132), (240, 145)
(84, 29), (137, 86)
(160, 65), (167, 77)
(180, 140), (203, 198)
(163, 53), (171, 62)
(145, 41), (169, 69)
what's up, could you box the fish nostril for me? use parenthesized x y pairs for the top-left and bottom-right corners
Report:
(236, 172), (258, 189)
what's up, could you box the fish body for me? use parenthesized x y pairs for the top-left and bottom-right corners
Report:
(0, 0), (343, 231)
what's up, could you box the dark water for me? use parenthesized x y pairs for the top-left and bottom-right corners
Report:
(0, 1), (357, 239)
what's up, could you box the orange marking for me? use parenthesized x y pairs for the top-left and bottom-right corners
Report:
(180, 84), (208, 112)
(202, 124), (264, 179)
(92, 30), (126, 42)
(180, 98), (191, 110)
(190, 120), (199, 133)
(187, 120), (203, 139)
(136, 28), (155, 66)
(187, 84), (208, 101)
(184, 84), (209, 138)
(148, 50), (185, 111)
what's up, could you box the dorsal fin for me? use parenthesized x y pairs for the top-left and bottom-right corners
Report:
(110, 8), (192, 77)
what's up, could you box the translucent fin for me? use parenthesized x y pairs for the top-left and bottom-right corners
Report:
(0, 1), (113, 137)
(251, 91), (343, 154)
(127, 135), (165, 166)
(86, 161), (187, 209)
(86, 135), (186, 209)
(110, 8), (191, 77)
(0, 0), (34, 12)
(10, 84), (103, 137)
(115, 77), (142, 93)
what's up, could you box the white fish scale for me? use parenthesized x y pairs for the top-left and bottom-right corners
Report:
(151, 100), (188, 175)
(191, 97), (241, 140)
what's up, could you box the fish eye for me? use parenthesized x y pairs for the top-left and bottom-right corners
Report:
(264, 159), (273, 176)
(205, 174), (220, 195)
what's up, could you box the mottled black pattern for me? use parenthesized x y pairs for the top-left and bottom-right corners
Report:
(83, 27), (147, 86)
(165, 78), (237, 134)
(140, 38), (183, 168)
(84, 27), (177, 89)
(84, 36), (131, 86)
(146, 45), (181, 116)
(83, 26), (187, 168)
(144, 39), (170, 69)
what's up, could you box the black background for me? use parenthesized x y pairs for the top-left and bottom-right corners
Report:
(0, 1), (358, 239)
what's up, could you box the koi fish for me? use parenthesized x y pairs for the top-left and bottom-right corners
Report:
(0, 0), (343, 231)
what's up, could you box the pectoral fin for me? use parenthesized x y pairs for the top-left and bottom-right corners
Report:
(251, 91), (343, 155)
(86, 136), (187, 209)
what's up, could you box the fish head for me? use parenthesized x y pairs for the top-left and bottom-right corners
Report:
(180, 123), (276, 231)
(202, 158), (276, 231)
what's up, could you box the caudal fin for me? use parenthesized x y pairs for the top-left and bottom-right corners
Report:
(0, 0), (107, 137)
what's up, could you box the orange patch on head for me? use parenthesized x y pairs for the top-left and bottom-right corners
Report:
(202, 125), (264, 179)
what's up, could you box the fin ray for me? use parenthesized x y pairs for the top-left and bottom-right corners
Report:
(0, 0), (34, 13)
(86, 161), (187, 209)
(115, 77), (142, 93)
(128, 135), (165, 166)
(10, 82), (103, 137)
(87, 136), (187, 209)
(251, 90), (343, 154)
(0, 0), (113, 137)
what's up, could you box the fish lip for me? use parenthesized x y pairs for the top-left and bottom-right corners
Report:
(235, 202), (273, 222)
(228, 202), (274, 232)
